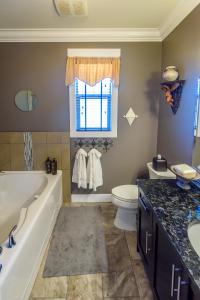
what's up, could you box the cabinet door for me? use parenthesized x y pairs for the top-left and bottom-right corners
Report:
(137, 192), (154, 282)
(154, 223), (189, 300)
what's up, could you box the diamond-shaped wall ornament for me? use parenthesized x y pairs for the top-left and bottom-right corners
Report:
(123, 107), (138, 126)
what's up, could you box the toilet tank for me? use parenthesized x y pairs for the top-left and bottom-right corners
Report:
(147, 162), (176, 179)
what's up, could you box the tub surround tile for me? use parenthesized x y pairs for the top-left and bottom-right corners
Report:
(61, 132), (70, 144)
(102, 267), (139, 298)
(131, 260), (153, 300)
(0, 132), (24, 144)
(47, 132), (69, 144)
(32, 132), (47, 144)
(61, 144), (70, 170)
(9, 132), (24, 144)
(0, 132), (71, 204)
(0, 144), (11, 170)
(67, 274), (103, 300)
(105, 234), (131, 272)
(62, 170), (71, 202)
(125, 232), (141, 260)
(0, 132), (12, 144)
(10, 144), (25, 170)
(33, 143), (48, 170)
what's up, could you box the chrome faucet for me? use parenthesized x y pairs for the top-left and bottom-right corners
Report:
(7, 225), (17, 248)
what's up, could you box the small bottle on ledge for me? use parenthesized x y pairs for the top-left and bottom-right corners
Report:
(51, 158), (57, 175)
(45, 157), (52, 174)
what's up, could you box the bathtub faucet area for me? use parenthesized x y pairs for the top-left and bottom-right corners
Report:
(0, 246), (2, 273)
(7, 225), (17, 248)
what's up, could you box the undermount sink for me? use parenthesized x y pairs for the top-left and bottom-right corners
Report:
(188, 222), (200, 257)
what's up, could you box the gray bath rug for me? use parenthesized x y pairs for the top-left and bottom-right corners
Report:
(43, 206), (108, 277)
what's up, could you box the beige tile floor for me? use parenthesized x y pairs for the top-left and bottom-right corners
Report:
(29, 203), (153, 300)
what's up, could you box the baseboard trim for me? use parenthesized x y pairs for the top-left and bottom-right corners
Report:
(71, 193), (111, 203)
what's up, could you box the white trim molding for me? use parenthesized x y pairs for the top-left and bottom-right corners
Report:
(71, 193), (111, 203)
(0, 28), (161, 42)
(67, 48), (121, 57)
(0, 0), (199, 42)
(160, 0), (200, 40)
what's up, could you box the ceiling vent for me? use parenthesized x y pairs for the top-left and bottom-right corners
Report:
(53, 0), (88, 16)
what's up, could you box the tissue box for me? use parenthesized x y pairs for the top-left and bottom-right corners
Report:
(152, 156), (167, 171)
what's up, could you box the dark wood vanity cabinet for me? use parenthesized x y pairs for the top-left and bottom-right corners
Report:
(154, 223), (189, 300)
(137, 191), (200, 300)
(137, 192), (154, 284)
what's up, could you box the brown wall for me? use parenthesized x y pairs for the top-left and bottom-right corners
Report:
(157, 5), (200, 165)
(0, 42), (161, 193)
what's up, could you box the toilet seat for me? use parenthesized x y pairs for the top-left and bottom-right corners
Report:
(112, 185), (138, 203)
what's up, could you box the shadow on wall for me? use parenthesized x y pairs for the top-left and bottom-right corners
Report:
(145, 72), (160, 117)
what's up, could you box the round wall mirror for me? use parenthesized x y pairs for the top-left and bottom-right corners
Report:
(15, 90), (39, 112)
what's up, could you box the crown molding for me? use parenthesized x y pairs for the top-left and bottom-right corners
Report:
(160, 0), (200, 40)
(0, 0), (199, 42)
(0, 28), (161, 42)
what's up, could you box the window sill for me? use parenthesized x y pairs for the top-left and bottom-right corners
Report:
(70, 130), (117, 138)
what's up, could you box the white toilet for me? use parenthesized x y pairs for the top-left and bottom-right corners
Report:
(111, 162), (176, 231)
(111, 185), (138, 231)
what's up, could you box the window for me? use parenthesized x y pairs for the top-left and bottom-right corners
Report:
(67, 48), (120, 138)
(75, 78), (112, 132)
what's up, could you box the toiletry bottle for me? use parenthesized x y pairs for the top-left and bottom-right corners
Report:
(51, 158), (57, 175)
(45, 157), (52, 174)
(196, 205), (200, 221)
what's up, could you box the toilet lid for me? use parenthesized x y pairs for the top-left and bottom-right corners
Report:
(112, 185), (138, 202)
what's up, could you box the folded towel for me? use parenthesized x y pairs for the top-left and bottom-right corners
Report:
(173, 164), (196, 178)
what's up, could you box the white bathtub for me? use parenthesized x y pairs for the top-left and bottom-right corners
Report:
(0, 171), (62, 300)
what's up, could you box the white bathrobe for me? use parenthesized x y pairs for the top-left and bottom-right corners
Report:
(72, 148), (87, 189)
(87, 149), (103, 191)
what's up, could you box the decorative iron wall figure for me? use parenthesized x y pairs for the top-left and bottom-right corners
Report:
(74, 138), (113, 152)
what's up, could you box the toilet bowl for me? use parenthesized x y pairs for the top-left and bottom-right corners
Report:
(111, 185), (138, 231)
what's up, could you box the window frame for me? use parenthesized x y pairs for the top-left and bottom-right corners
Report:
(69, 80), (118, 138)
(68, 48), (120, 138)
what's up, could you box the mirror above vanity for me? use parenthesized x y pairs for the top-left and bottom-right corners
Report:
(15, 90), (39, 112)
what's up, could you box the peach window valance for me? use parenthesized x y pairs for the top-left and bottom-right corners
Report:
(65, 57), (120, 87)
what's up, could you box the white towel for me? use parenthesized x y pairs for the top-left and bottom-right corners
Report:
(72, 149), (87, 189)
(87, 149), (103, 191)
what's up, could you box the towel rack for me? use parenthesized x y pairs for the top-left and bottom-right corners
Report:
(74, 138), (113, 152)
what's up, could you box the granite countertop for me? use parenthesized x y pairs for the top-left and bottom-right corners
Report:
(137, 179), (200, 290)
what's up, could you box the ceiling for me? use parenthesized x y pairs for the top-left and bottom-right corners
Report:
(0, 0), (199, 41)
(0, 0), (179, 29)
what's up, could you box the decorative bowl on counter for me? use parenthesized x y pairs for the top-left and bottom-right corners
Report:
(171, 165), (200, 190)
